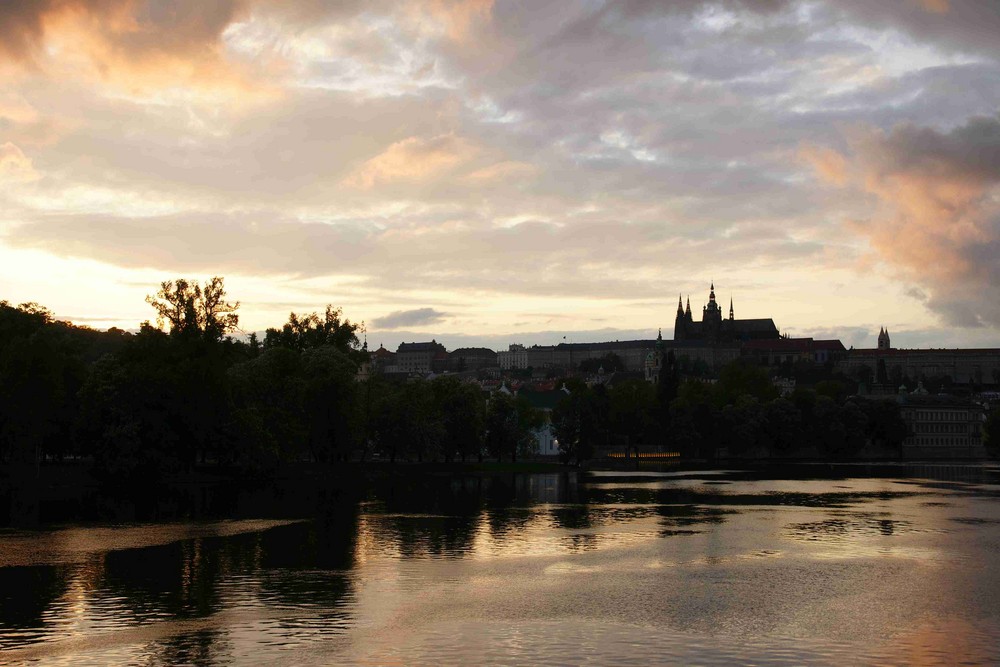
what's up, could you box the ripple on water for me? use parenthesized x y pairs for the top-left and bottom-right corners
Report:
(343, 619), (1000, 666)
(3, 470), (1000, 665)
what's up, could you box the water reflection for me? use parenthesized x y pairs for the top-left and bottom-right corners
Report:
(1, 465), (1000, 664)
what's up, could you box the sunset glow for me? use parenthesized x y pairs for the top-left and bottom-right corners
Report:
(2, 1), (999, 349)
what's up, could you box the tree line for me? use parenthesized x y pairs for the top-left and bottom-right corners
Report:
(3, 278), (984, 479)
(0, 279), (546, 479)
(550, 351), (915, 464)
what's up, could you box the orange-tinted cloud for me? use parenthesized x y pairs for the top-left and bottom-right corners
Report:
(344, 133), (478, 189)
(0, 142), (40, 181)
(817, 116), (1000, 326)
(464, 160), (536, 183)
(799, 143), (850, 187)
(0, 0), (259, 95)
(917, 0), (950, 14)
(419, 0), (494, 41)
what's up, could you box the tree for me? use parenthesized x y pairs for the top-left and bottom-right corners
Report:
(984, 407), (1000, 458)
(146, 277), (240, 341)
(301, 346), (361, 462)
(578, 353), (624, 374)
(226, 347), (307, 471)
(0, 302), (88, 467)
(552, 390), (584, 464)
(609, 379), (658, 456)
(761, 398), (803, 454)
(656, 349), (679, 444)
(486, 392), (542, 462)
(861, 399), (909, 453)
(431, 377), (486, 462)
(263, 306), (364, 361)
(370, 380), (443, 463)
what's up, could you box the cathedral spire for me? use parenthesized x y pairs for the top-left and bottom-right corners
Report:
(685, 296), (691, 315)
(677, 294), (684, 315)
(709, 280), (716, 303)
(729, 297), (734, 321)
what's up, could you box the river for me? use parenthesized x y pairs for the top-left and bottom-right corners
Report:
(2, 464), (999, 665)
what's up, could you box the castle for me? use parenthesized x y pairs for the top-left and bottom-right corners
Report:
(673, 282), (780, 343)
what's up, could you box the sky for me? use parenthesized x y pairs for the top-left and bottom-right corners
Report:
(2, 0), (1000, 352)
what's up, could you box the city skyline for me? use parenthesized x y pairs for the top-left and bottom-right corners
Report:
(2, 1), (1000, 350)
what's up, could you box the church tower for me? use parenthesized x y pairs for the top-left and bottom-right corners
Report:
(703, 282), (723, 342)
(674, 295), (686, 341)
(878, 327), (891, 351)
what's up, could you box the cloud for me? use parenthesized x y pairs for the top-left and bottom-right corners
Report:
(834, 0), (1000, 59)
(0, 0), (257, 95)
(0, 0), (247, 61)
(343, 133), (478, 189)
(0, 142), (40, 181)
(415, 0), (494, 42)
(3, 0), (1000, 344)
(372, 307), (449, 329)
(799, 143), (849, 186)
(816, 115), (1000, 327)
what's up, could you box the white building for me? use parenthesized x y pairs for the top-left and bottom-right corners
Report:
(498, 343), (529, 370)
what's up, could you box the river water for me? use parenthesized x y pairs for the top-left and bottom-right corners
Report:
(2, 464), (1000, 665)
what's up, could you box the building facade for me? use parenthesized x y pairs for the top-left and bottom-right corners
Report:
(839, 329), (1000, 385)
(450, 347), (498, 371)
(498, 344), (529, 370)
(674, 283), (780, 343)
(396, 340), (447, 374)
(742, 338), (847, 366)
(898, 393), (986, 459)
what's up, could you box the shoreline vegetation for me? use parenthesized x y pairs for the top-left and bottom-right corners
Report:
(2, 278), (999, 491)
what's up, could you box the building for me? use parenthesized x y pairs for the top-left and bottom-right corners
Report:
(517, 387), (569, 457)
(897, 392), (986, 459)
(450, 347), (498, 371)
(525, 340), (656, 372)
(396, 340), (447, 374)
(674, 283), (780, 343)
(369, 345), (397, 373)
(498, 344), (529, 370)
(742, 338), (847, 367)
(839, 328), (1000, 386)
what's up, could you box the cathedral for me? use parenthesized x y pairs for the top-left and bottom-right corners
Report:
(673, 282), (780, 343)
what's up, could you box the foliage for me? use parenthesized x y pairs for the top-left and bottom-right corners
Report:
(431, 377), (487, 462)
(146, 277), (240, 341)
(485, 392), (542, 463)
(552, 381), (612, 464)
(0, 283), (956, 474)
(984, 407), (1000, 457)
(578, 353), (624, 374)
(264, 306), (364, 361)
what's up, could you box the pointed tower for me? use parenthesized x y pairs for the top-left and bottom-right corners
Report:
(878, 327), (891, 351)
(674, 297), (687, 342)
(729, 297), (734, 321)
(685, 296), (692, 323)
(703, 281), (722, 342)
